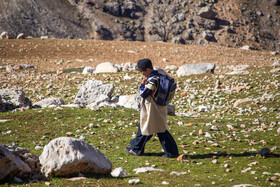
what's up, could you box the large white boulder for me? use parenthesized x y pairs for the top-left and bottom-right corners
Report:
(33, 97), (65, 108)
(74, 80), (114, 105)
(0, 144), (31, 180)
(39, 137), (112, 178)
(95, 62), (119, 73)
(118, 94), (142, 110)
(177, 63), (216, 77)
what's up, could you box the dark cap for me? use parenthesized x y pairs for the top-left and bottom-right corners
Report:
(137, 58), (153, 71)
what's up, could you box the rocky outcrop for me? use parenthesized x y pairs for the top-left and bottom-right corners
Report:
(39, 137), (112, 178)
(0, 0), (279, 50)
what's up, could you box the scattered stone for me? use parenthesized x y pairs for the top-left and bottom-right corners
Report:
(111, 167), (128, 177)
(241, 167), (251, 173)
(272, 60), (280, 67)
(33, 97), (65, 108)
(66, 132), (74, 136)
(269, 68), (280, 73)
(128, 179), (140, 184)
(35, 146), (43, 150)
(95, 62), (119, 73)
(39, 137), (112, 178)
(68, 176), (87, 181)
(211, 159), (218, 164)
(133, 167), (165, 174)
(165, 65), (178, 70)
(0, 31), (9, 39)
(82, 66), (95, 75)
(198, 7), (217, 19)
(177, 63), (216, 77)
(240, 45), (253, 50)
(210, 125), (219, 131)
(162, 181), (169, 185)
(233, 98), (252, 108)
(16, 33), (25, 39)
(199, 129), (205, 135)
(6, 65), (14, 73)
(226, 71), (250, 75)
(170, 171), (183, 176)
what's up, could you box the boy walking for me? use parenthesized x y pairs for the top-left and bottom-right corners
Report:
(126, 58), (179, 158)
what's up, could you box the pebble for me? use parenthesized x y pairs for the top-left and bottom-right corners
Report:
(212, 159), (218, 164)
(35, 145), (43, 150)
(128, 179), (140, 184)
(162, 181), (169, 185)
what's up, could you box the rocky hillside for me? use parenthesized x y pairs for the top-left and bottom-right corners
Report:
(0, 0), (279, 51)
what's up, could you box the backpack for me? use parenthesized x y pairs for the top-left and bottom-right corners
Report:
(153, 74), (177, 106)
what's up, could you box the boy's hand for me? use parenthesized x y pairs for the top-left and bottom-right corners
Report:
(141, 77), (147, 84)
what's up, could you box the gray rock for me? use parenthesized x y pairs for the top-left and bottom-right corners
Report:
(105, 2), (121, 16)
(233, 98), (252, 108)
(39, 137), (112, 178)
(82, 66), (95, 75)
(129, 179), (140, 184)
(74, 80), (114, 105)
(6, 65), (14, 73)
(95, 62), (119, 73)
(0, 89), (31, 110)
(240, 45), (253, 50)
(165, 65), (178, 70)
(198, 7), (217, 19)
(133, 167), (164, 174)
(269, 68), (280, 73)
(33, 97), (65, 108)
(226, 71), (250, 75)
(0, 31), (9, 39)
(111, 167), (128, 177)
(117, 94), (142, 110)
(202, 30), (215, 41)
(16, 33), (25, 39)
(0, 144), (31, 180)
(272, 60), (280, 66)
(61, 104), (83, 108)
(171, 35), (186, 44)
(177, 63), (216, 77)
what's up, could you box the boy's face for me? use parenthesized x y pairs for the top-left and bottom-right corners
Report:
(140, 68), (152, 77)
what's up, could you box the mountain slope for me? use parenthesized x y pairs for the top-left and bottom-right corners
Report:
(0, 0), (279, 51)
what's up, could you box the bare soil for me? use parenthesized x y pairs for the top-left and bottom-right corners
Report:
(0, 39), (278, 72)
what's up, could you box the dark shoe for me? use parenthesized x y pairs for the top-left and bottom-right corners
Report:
(161, 154), (179, 158)
(126, 147), (140, 156)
